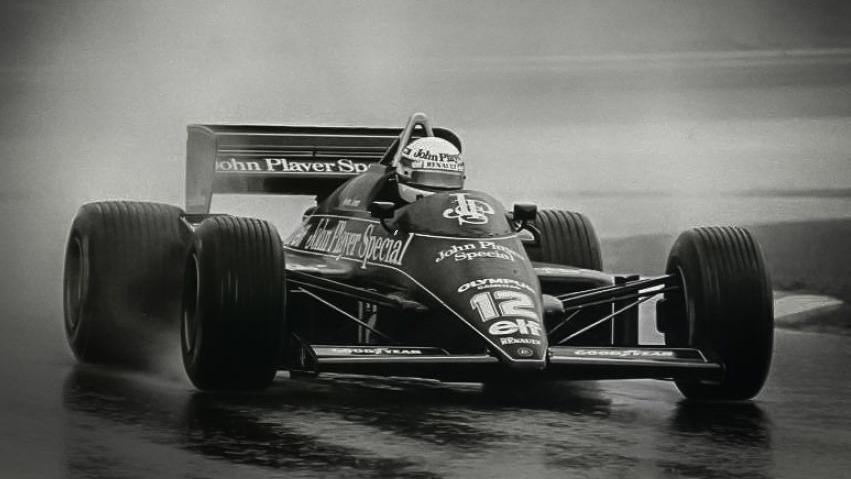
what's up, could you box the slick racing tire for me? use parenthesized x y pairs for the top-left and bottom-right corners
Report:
(525, 210), (602, 270)
(181, 216), (285, 391)
(664, 226), (773, 401)
(63, 201), (187, 367)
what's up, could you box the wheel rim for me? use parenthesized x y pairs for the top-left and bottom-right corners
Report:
(64, 235), (86, 336)
(182, 253), (200, 355)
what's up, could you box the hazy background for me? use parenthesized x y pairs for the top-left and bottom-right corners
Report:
(1, 2), (851, 477)
(2, 0), (850, 345)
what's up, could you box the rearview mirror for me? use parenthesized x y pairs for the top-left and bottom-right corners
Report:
(368, 201), (396, 220)
(513, 203), (537, 222)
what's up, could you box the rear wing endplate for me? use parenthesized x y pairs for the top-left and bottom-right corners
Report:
(186, 122), (461, 213)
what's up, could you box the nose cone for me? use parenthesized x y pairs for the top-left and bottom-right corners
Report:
(410, 235), (548, 367)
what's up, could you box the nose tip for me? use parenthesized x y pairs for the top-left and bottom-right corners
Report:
(505, 356), (547, 370)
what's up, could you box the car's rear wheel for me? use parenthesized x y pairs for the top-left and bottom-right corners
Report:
(525, 210), (602, 270)
(63, 201), (187, 367)
(181, 216), (286, 391)
(664, 226), (773, 401)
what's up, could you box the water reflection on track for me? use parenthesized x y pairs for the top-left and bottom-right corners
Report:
(60, 360), (787, 478)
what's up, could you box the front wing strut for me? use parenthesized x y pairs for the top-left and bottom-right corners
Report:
(549, 274), (681, 345)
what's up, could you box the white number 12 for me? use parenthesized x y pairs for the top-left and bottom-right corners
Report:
(470, 290), (538, 322)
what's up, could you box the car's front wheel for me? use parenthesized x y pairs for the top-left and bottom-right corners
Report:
(664, 226), (774, 401)
(181, 216), (286, 391)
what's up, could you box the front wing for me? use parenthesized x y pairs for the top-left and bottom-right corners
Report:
(284, 270), (723, 383)
(292, 344), (722, 382)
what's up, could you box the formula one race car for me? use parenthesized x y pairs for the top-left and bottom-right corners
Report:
(63, 113), (774, 400)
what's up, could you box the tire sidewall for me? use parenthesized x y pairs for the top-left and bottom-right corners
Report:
(64, 226), (91, 356)
(180, 245), (203, 374)
(666, 234), (713, 354)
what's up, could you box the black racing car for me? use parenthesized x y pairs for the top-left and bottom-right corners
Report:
(63, 113), (774, 400)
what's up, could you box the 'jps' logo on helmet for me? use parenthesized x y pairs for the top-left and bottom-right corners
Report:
(443, 193), (495, 225)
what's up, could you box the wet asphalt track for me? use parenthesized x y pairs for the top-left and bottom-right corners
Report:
(3, 327), (850, 478)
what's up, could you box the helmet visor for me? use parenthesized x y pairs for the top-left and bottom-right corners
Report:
(407, 169), (464, 190)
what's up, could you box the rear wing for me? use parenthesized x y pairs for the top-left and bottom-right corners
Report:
(186, 122), (461, 213)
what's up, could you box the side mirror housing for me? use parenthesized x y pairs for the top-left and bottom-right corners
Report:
(513, 203), (537, 222)
(368, 201), (396, 220)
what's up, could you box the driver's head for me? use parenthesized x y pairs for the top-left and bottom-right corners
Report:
(395, 136), (464, 203)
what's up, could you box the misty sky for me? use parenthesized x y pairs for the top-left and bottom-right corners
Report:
(3, 0), (850, 202)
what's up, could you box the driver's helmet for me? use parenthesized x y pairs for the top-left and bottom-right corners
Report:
(395, 136), (465, 203)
